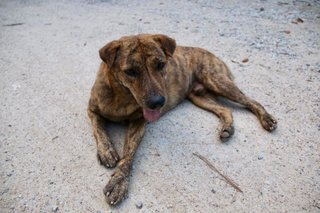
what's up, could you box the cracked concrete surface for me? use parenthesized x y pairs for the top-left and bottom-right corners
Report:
(0, 0), (319, 212)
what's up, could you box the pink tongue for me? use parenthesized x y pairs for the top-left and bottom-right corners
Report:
(143, 108), (161, 122)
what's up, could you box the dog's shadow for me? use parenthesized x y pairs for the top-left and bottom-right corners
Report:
(104, 97), (249, 160)
(104, 121), (127, 157)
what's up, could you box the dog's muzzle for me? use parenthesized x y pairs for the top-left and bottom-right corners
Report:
(143, 95), (165, 122)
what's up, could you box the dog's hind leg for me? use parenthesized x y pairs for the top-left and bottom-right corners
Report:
(188, 88), (234, 141)
(198, 65), (277, 132)
(87, 109), (120, 168)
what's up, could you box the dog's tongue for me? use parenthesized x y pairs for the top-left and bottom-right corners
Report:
(143, 108), (161, 122)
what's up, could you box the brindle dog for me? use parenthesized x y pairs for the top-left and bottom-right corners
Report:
(88, 34), (277, 205)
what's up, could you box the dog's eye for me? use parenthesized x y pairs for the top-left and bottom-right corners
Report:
(124, 69), (139, 77)
(156, 61), (165, 70)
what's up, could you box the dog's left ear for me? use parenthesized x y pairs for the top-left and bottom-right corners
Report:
(152, 34), (176, 57)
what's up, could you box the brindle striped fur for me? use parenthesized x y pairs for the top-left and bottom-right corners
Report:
(88, 34), (277, 206)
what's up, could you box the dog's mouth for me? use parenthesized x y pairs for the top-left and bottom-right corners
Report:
(143, 108), (162, 122)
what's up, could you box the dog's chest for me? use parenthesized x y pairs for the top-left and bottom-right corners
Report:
(98, 96), (141, 121)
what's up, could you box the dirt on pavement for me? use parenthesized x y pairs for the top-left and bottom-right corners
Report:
(0, 0), (319, 212)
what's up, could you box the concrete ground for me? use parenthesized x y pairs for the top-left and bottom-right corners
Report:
(0, 0), (319, 212)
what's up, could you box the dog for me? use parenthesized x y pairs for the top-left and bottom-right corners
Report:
(87, 34), (277, 206)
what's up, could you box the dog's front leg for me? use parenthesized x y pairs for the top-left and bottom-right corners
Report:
(88, 109), (120, 168)
(103, 118), (147, 205)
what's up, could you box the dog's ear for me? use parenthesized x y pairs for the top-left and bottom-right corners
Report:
(99, 40), (121, 69)
(152, 34), (176, 57)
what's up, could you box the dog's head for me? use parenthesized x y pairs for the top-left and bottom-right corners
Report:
(99, 34), (176, 122)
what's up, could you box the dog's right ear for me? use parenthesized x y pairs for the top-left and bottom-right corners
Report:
(99, 40), (121, 69)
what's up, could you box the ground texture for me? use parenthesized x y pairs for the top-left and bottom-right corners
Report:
(0, 0), (319, 212)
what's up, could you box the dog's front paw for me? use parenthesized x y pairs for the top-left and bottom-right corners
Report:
(261, 113), (277, 132)
(220, 125), (235, 141)
(103, 170), (129, 206)
(97, 144), (120, 168)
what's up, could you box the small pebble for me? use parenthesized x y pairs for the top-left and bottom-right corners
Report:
(135, 202), (143, 209)
(211, 189), (216, 193)
(1, 188), (9, 195)
(52, 205), (59, 212)
(7, 173), (13, 177)
(297, 18), (304, 23)
(242, 58), (249, 63)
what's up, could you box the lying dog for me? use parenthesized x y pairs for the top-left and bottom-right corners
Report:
(87, 34), (277, 205)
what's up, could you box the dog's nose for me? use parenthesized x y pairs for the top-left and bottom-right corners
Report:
(147, 95), (166, 109)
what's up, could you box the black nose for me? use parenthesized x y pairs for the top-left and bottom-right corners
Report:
(147, 95), (165, 109)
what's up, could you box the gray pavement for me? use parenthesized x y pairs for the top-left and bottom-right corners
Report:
(0, 0), (319, 212)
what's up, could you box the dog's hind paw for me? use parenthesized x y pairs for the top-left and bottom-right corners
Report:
(220, 125), (234, 141)
(261, 113), (277, 132)
(97, 145), (120, 168)
(103, 170), (129, 206)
